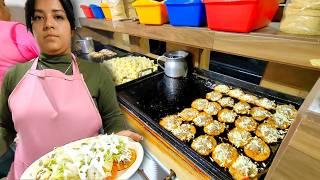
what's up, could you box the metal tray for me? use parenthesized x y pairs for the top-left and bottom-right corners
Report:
(103, 52), (163, 89)
(75, 42), (163, 88)
(117, 69), (303, 179)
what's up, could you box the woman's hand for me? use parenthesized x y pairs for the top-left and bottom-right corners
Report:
(116, 130), (143, 142)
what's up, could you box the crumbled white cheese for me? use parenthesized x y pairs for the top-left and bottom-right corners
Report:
(250, 107), (271, 120)
(246, 137), (269, 154)
(205, 121), (225, 135)
(256, 98), (276, 109)
(214, 84), (231, 94)
(160, 115), (182, 131)
(192, 99), (209, 110)
(234, 102), (251, 114)
(230, 155), (258, 178)
(178, 108), (199, 120)
(193, 113), (212, 127)
(228, 88), (245, 99)
(172, 124), (195, 141)
(220, 110), (237, 123)
(272, 112), (292, 129)
(278, 129), (288, 139)
(191, 135), (216, 155)
(262, 162), (267, 168)
(218, 97), (235, 107)
(240, 94), (258, 104)
(204, 102), (221, 115)
(276, 104), (297, 119)
(259, 124), (280, 143)
(206, 91), (223, 102)
(213, 144), (237, 167)
(228, 128), (251, 148)
(237, 117), (257, 131)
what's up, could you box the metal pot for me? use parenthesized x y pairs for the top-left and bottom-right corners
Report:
(76, 37), (95, 54)
(157, 51), (189, 78)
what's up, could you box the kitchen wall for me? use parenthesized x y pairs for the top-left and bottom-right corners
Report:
(5, 0), (100, 26)
(6, 0), (26, 23)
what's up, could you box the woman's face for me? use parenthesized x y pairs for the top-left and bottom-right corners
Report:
(0, 0), (11, 21)
(32, 0), (72, 55)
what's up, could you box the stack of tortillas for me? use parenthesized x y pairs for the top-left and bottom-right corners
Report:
(280, 0), (320, 35)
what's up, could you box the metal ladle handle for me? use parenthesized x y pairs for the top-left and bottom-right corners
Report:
(138, 68), (153, 78)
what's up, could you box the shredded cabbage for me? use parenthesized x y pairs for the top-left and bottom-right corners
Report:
(34, 134), (132, 180)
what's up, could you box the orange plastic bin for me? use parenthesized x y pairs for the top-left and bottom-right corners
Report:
(100, 3), (112, 20)
(132, 0), (168, 25)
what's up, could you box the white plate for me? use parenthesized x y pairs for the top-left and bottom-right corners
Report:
(21, 135), (144, 180)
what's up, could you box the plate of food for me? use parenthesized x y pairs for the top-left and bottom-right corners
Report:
(21, 134), (144, 180)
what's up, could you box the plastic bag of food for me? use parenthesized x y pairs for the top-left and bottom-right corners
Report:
(124, 0), (138, 20)
(291, 0), (320, 9)
(104, 0), (128, 20)
(280, 0), (320, 35)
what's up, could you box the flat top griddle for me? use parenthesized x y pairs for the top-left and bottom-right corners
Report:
(117, 69), (303, 179)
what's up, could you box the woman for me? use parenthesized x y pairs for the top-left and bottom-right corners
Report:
(0, 0), (39, 177)
(0, 0), (142, 179)
(0, 0), (40, 87)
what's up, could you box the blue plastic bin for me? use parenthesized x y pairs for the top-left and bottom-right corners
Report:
(165, 0), (206, 27)
(89, 4), (105, 19)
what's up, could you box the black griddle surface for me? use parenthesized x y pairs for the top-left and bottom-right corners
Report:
(117, 69), (303, 179)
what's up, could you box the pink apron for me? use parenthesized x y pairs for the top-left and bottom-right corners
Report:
(7, 54), (102, 180)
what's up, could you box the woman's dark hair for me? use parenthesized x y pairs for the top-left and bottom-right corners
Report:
(25, 0), (76, 32)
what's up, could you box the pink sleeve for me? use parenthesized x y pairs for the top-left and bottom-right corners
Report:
(11, 23), (40, 60)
